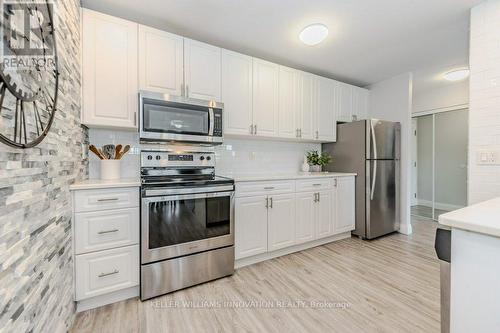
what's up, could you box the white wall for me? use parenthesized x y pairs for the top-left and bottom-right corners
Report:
(469, 0), (500, 204)
(369, 72), (413, 235)
(88, 129), (320, 179)
(412, 80), (469, 113)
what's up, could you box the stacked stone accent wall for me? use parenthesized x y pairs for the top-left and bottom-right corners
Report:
(0, 0), (87, 332)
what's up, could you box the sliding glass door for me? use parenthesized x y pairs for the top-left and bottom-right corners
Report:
(411, 109), (468, 220)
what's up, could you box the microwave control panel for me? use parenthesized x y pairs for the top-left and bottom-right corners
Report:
(213, 109), (223, 137)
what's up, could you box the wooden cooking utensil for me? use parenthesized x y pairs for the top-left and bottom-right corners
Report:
(98, 148), (107, 160)
(89, 145), (105, 160)
(118, 145), (130, 159)
(114, 144), (123, 160)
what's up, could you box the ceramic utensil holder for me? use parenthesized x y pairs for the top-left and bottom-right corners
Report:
(100, 160), (121, 180)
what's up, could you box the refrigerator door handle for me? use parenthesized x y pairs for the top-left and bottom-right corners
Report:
(370, 120), (377, 200)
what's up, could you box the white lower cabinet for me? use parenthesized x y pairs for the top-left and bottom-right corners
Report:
(334, 177), (356, 233)
(235, 176), (355, 262)
(75, 245), (139, 301)
(267, 193), (296, 251)
(316, 190), (334, 239)
(235, 195), (268, 259)
(71, 186), (140, 310)
(295, 192), (316, 243)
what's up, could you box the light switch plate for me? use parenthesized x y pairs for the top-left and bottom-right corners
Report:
(477, 150), (500, 165)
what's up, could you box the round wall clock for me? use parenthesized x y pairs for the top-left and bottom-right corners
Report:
(0, 1), (59, 149)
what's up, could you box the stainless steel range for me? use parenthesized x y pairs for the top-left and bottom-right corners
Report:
(140, 149), (234, 300)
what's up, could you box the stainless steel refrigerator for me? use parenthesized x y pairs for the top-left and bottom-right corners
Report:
(323, 119), (400, 239)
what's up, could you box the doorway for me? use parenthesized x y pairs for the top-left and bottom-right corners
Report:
(410, 108), (468, 220)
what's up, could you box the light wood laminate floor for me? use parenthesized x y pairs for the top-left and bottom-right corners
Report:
(72, 217), (440, 333)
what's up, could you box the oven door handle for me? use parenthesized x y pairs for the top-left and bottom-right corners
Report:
(143, 185), (234, 197)
(142, 191), (234, 203)
(208, 108), (215, 136)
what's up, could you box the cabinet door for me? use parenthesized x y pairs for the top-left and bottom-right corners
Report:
(334, 177), (356, 234)
(316, 190), (333, 239)
(295, 192), (316, 244)
(235, 196), (268, 259)
(221, 50), (253, 135)
(184, 39), (222, 101)
(316, 76), (336, 142)
(352, 87), (370, 121)
(82, 9), (138, 129)
(297, 72), (315, 140)
(268, 194), (296, 251)
(278, 66), (298, 138)
(138, 25), (183, 95)
(335, 82), (353, 123)
(252, 58), (279, 137)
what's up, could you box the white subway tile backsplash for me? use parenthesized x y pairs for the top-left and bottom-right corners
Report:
(88, 129), (322, 179)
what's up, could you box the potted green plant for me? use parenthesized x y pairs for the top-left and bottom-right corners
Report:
(306, 150), (331, 172)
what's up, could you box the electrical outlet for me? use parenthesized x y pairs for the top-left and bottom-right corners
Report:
(477, 150), (500, 165)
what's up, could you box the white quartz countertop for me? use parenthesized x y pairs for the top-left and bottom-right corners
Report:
(222, 172), (357, 182)
(70, 178), (141, 190)
(439, 197), (500, 238)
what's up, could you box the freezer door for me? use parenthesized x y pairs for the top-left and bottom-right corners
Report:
(366, 120), (400, 160)
(366, 160), (398, 239)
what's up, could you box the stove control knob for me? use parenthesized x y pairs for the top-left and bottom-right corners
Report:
(147, 155), (153, 160)
(206, 156), (212, 161)
(156, 155), (161, 160)
(200, 156), (205, 161)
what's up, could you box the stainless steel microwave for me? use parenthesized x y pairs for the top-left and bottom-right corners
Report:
(139, 91), (224, 145)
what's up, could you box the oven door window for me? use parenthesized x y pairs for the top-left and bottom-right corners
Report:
(143, 99), (209, 136)
(148, 195), (230, 249)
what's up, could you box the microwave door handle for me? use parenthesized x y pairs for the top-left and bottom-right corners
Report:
(208, 108), (214, 136)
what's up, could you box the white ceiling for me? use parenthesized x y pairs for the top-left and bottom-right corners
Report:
(81, 0), (481, 88)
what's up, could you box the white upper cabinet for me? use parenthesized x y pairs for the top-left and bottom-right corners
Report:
(297, 72), (315, 140)
(252, 58), (279, 137)
(221, 49), (253, 136)
(82, 9), (138, 129)
(316, 76), (336, 141)
(352, 87), (370, 121)
(184, 39), (222, 101)
(335, 82), (353, 123)
(278, 66), (298, 138)
(138, 25), (183, 95)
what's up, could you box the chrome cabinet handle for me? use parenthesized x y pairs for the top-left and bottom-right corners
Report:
(313, 183), (321, 186)
(97, 198), (119, 202)
(269, 197), (273, 208)
(254, 124), (257, 135)
(317, 192), (320, 202)
(98, 269), (119, 278)
(263, 186), (275, 190)
(97, 229), (119, 235)
(334, 179), (338, 187)
(134, 112), (137, 127)
(313, 193), (317, 202)
(265, 197), (269, 208)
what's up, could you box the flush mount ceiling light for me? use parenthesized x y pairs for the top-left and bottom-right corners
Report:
(443, 69), (470, 81)
(299, 23), (329, 46)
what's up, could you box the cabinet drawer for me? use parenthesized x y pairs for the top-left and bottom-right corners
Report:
(74, 187), (139, 213)
(295, 178), (333, 192)
(75, 208), (139, 255)
(235, 180), (295, 197)
(75, 245), (139, 301)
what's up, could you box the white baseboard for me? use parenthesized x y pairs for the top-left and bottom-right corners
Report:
(76, 286), (139, 312)
(415, 199), (464, 212)
(235, 232), (352, 269)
